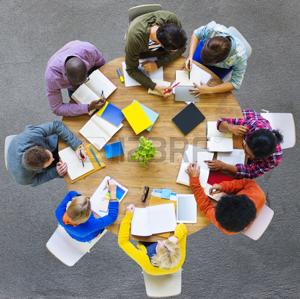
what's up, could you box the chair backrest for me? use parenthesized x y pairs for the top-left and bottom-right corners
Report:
(46, 225), (107, 266)
(4, 135), (17, 170)
(143, 268), (182, 298)
(242, 205), (274, 240)
(227, 26), (252, 58)
(128, 4), (162, 23)
(261, 112), (296, 149)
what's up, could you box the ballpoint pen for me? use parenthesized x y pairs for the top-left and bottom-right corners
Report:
(163, 81), (181, 94)
(79, 148), (85, 167)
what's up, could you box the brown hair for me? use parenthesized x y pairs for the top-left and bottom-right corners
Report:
(66, 196), (91, 225)
(23, 146), (50, 169)
(201, 36), (231, 64)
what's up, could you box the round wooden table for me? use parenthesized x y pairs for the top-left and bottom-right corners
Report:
(62, 56), (242, 241)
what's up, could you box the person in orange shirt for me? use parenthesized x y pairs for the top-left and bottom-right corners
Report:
(186, 163), (266, 235)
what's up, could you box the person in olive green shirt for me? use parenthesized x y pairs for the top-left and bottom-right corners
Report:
(125, 10), (187, 97)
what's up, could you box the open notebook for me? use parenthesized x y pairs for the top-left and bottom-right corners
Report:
(207, 121), (233, 152)
(58, 145), (105, 182)
(90, 176), (128, 217)
(176, 194), (197, 223)
(217, 149), (245, 165)
(71, 69), (117, 110)
(122, 60), (164, 87)
(79, 114), (123, 150)
(176, 144), (214, 186)
(131, 204), (177, 237)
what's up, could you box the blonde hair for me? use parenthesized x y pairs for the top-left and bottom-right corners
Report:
(66, 195), (91, 225)
(151, 240), (181, 269)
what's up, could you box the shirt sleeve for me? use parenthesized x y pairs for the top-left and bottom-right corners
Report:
(33, 121), (82, 150)
(220, 179), (255, 193)
(45, 69), (89, 117)
(230, 56), (247, 90)
(193, 21), (217, 40)
(30, 167), (60, 187)
(217, 117), (245, 130)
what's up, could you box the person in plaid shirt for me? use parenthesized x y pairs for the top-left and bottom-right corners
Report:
(206, 109), (283, 179)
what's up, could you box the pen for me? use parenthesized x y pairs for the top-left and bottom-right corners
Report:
(89, 146), (101, 166)
(79, 149), (85, 167)
(163, 81), (180, 94)
(116, 67), (124, 83)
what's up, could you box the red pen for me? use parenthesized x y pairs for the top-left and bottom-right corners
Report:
(163, 81), (181, 94)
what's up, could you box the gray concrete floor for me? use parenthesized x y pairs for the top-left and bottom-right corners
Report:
(0, 1), (299, 298)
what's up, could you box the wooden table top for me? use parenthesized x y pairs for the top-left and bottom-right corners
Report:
(62, 56), (242, 241)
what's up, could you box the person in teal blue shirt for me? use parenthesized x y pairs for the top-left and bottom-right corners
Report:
(186, 21), (248, 95)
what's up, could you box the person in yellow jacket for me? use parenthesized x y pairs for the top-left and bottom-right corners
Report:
(118, 204), (188, 276)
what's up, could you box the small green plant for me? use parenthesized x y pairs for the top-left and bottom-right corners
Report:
(131, 136), (156, 166)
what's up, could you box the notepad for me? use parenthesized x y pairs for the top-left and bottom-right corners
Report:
(176, 144), (214, 186)
(207, 121), (233, 152)
(79, 114), (123, 150)
(58, 147), (94, 181)
(122, 100), (153, 134)
(217, 149), (245, 165)
(96, 102), (124, 127)
(104, 141), (124, 159)
(122, 61), (164, 87)
(176, 194), (197, 223)
(90, 176), (128, 217)
(71, 69), (117, 106)
(134, 100), (159, 131)
(175, 63), (211, 86)
(172, 103), (205, 135)
(131, 204), (177, 236)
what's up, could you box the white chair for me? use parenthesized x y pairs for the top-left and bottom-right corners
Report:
(261, 112), (296, 149)
(4, 135), (16, 170)
(46, 225), (107, 267)
(227, 26), (252, 58)
(128, 4), (162, 23)
(143, 268), (182, 298)
(242, 205), (274, 241)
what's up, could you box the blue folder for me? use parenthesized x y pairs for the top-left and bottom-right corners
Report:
(101, 103), (124, 127)
(104, 141), (124, 159)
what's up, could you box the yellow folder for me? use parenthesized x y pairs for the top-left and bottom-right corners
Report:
(122, 100), (153, 134)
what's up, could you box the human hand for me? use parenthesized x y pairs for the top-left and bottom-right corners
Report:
(88, 97), (106, 111)
(229, 124), (248, 136)
(108, 179), (117, 199)
(142, 61), (158, 73)
(185, 56), (193, 72)
(185, 163), (200, 177)
(205, 160), (226, 171)
(189, 82), (210, 97)
(75, 144), (87, 161)
(126, 204), (135, 213)
(154, 85), (172, 98)
(209, 184), (223, 195)
(56, 161), (68, 177)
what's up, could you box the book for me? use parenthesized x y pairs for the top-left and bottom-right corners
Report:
(131, 203), (177, 236)
(79, 114), (123, 150)
(176, 194), (197, 223)
(90, 176), (128, 217)
(134, 100), (159, 132)
(96, 102), (124, 127)
(172, 103), (205, 135)
(104, 141), (124, 159)
(176, 144), (214, 186)
(217, 149), (245, 165)
(122, 60), (164, 87)
(207, 121), (233, 152)
(71, 69), (117, 110)
(148, 80), (171, 96)
(122, 100), (153, 134)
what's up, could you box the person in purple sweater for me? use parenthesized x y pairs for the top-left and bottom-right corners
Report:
(55, 180), (119, 242)
(45, 40), (106, 117)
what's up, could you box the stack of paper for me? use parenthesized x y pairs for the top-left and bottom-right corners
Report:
(59, 147), (94, 181)
(176, 144), (214, 186)
(122, 100), (154, 134)
(72, 70), (117, 110)
(90, 176), (128, 216)
(207, 121), (233, 152)
(176, 194), (197, 223)
(79, 114), (123, 150)
(122, 61), (164, 87)
(131, 204), (176, 236)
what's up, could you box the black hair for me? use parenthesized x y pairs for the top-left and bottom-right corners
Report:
(156, 23), (187, 51)
(246, 129), (283, 159)
(215, 194), (256, 232)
